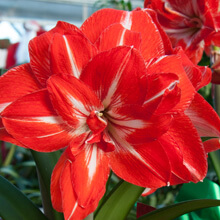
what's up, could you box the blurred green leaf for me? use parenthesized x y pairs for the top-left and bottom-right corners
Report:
(0, 68), (7, 75)
(95, 180), (144, 220)
(175, 178), (220, 220)
(0, 175), (48, 220)
(138, 199), (220, 220)
(209, 151), (220, 184)
(0, 166), (19, 178)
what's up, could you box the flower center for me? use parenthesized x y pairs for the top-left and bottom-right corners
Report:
(185, 17), (203, 29)
(86, 110), (115, 152)
(86, 110), (107, 135)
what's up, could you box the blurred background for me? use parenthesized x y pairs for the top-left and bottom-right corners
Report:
(0, 0), (143, 69)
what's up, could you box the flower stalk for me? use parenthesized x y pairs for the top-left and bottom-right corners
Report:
(3, 144), (16, 167)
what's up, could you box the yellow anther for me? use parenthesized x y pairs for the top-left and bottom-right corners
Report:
(97, 112), (103, 117)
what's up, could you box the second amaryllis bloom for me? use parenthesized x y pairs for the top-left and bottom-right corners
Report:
(0, 8), (220, 220)
(145, 0), (220, 64)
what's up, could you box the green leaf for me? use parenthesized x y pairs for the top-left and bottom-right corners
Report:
(0, 166), (19, 178)
(209, 151), (220, 185)
(0, 175), (48, 220)
(31, 150), (64, 220)
(137, 199), (220, 220)
(175, 178), (220, 220)
(95, 180), (144, 220)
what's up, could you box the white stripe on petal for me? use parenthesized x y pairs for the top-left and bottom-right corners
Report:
(102, 48), (132, 108)
(0, 102), (11, 113)
(120, 11), (132, 30)
(118, 29), (126, 46)
(108, 111), (147, 129)
(111, 128), (165, 180)
(112, 118), (147, 128)
(63, 36), (81, 78)
(142, 188), (151, 194)
(35, 116), (64, 124)
(144, 80), (179, 105)
(5, 116), (64, 124)
(68, 94), (90, 116)
(86, 145), (98, 181)
(164, 2), (190, 19)
(36, 130), (65, 138)
(67, 201), (78, 220)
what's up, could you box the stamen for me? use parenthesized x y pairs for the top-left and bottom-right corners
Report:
(97, 112), (103, 117)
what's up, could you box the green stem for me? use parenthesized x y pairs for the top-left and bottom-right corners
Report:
(214, 84), (220, 114)
(95, 180), (144, 220)
(3, 144), (16, 167)
(211, 83), (220, 185)
(0, 141), (2, 165)
(84, 213), (93, 220)
(209, 151), (220, 184)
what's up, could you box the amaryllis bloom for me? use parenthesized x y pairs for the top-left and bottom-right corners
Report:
(145, 0), (220, 64)
(210, 44), (220, 84)
(1, 8), (220, 220)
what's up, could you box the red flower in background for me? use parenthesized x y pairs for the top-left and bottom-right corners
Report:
(145, 0), (220, 64)
(0, 8), (220, 220)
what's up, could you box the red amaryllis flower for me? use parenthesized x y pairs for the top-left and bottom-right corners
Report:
(145, 0), (220, 64)
(80, 7), (220, 159)
(1, 8), (220, 220)
(208, 42), (220, 84)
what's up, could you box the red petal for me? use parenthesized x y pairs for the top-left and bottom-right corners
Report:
(81, 8), (126, 44)
(2, 90), (73, 152)
(107, 105), (173, 143)
(145, 8), (173, 55)
(0, 64), (41, 146)
(166, 114), (207, 182)
(183, 41), (205, 65)
(80, 46), (147, 108)
(163, 0), (197, 16)
(81, 8), (166, 59)
(143, 72), (180, 115)
(0, 64), (42, 113)
(86, 110), (107, 135)
(154, 84), (181, 115)
(174, 47), (211, 90)
(146, 55), (196, 113)
(141, 188), (156, 196)
(47, 75), (104, 128)
(197, 66), (212, 90)
(0, 120), (25, 147)
(50, 31), (97, 78)
(51, 152), (68, 212)
(203, 138), (220, 153)
(95, 23), (141, 51)
(70, 144), (110, 207)
(174, 48), (202, 88)
(185, 93), (220, 137)
(159, 133), (192, 183)
(109, 128), (171, 188)
(60, 160), (99, 220)
(130, 9), (166, 60)
(29, 21), (80, 86)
